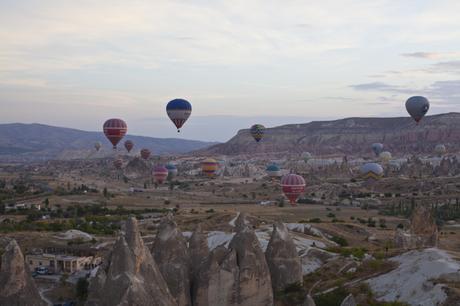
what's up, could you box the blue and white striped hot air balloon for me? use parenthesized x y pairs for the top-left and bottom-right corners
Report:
(166, 99), (192, 132)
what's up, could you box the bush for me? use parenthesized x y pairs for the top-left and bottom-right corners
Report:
(309, 218), (322, 223)
(331, 235), (348, 246)
(76, 277), (89, 301)
(327, 213), (336, 218)
(314, 287), (348, 306)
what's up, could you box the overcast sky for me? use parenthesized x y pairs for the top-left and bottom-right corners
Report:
(1, 0), (460, 141)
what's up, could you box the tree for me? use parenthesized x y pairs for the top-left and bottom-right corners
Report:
(76, 277), (89, 301)
(103, 187), (108, 198)
(44, 198), (49, 209)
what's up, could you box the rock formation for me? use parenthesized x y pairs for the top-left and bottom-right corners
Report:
(265, 222), (303, 291)
(123, 157), (151, 179)
(394, 205), (438, 249)
(304, 294), (316, 306)
(152, 214), (191, 306)
(0, 239), (47, 306)
(229, 216), (274, 306)
(189, 224), (210, 305)
(340, 294), (357, 306)
(85, 217), (175, 306)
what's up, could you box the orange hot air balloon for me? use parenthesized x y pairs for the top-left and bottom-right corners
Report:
(124, 140), (134, 153)
(140, 148), (151, 160)
(103, 119), (127, 149)
(201, 158), (218, 177)
(280, 173), (306, 205)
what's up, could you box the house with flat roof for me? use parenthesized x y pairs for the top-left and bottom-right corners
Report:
(26, 253), (101, 274)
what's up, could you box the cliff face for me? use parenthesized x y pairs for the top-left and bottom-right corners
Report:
(198, 113), (460, 156)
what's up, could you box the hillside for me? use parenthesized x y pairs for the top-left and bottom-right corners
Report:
(0, 123), (216, 162)
(198, 113), (460, 156)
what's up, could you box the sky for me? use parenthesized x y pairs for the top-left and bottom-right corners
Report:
(1, 0), (460, 142)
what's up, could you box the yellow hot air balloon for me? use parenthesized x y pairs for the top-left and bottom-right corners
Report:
(202, 158), (218, 177)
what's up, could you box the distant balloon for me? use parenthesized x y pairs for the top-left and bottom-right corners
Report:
(303, 152), (312, 163)
(202, 158), (218, 177)
(371, 143), (384, 157)
(153, 165), (169, 184)
(280, 174), (306, 205)
(165, 163), (178, 178)
(140, 148), (151, 160)
(405, 96), (430, 123)
(360, 163), (383, 181)
(103, 119), (127, 149)
(113, 158), (123, 169)
(94, 142), (101, 152)
(250, 124), (265, 142)
(166, 98), (192, 132)
(379, 151), (392, 162)
(435, 144), (446, 156)
(266, 164), (281, 178)
(124, 140), (134, 153)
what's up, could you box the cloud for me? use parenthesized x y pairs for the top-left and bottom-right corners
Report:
(401, 52), (441, 59)
(349, 82), (408, 93)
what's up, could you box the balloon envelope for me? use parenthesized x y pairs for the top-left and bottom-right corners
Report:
(379, 151), (392, 162)
(266, 164), (281, 178)
(103, 119), (127, 149)
(280, 174), (306, 205)
(405, 96), (430, 123)
(202, 158), (218, 177)
(303, 152), (312, 163)
(371, 143), (384, 156)
(165, 163), (178, 178)
(166, 99), (192, 132)
(140, 148), (151, 160)
(360, 163), (383, 180)
(435, 144), (446, 156)
(94, 142), (101, 151)
(250, 124), (265, 142)
(124, 140), (134, 153)
(153, 165), (169, 184)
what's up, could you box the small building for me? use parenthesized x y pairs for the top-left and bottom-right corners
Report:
(26, 253), (102, 274)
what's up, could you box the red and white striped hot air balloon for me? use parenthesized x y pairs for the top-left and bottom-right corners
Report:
(280, 173), (306, 205)
(103, 119), (127, 149)
(153, 165), (169, 184)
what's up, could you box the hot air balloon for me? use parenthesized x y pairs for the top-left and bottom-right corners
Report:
(360, 163), (383, 181)
(303, 152), (312, 163)
(406, 96), (429, 124)
(124, 140), (134, 153)
(113, 158), (123, 169)
(103, 119), (127, 149)
(140, 148), (151, 160)
(371, 143), (384, 157)
(166, 99), (192, 132)
(202, 158), (218, 177)
(165, 163), (178, 178)
(435, 144), (446, 156)
(379, 151), (392, 163)
(280, 173), (306, 205)
(153, 165), (169, 184)
(266, 164), (281, 178)
(250, 124), (265, 142)
(94, 142), (101, 151)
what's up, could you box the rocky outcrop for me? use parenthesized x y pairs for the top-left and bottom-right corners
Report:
(304, 294), (316, 306)
(229, 218), (274, 306)
(152, 214), (191, 306)
(123, 157), (151, 179)
(189, 224), (210, 305)
(394, 205), (438, 249)
(0, 239), (47, 306)
(86, 217), (175, 306)
(265, 222), (303, 291)
(340, 294), (357, 306)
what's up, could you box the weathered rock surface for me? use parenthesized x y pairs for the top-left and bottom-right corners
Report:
(0, 239), (47, 306)
(304, 294), (316, 306)
(123, 157), (151, 179)
(229, 219), (274, 306)
(265, 222), (303, 291)
(85, 217), (175, 306)
(340, 294), (357, 306)
(152, 214), (191, 306)
(394, 205), (438, 249)
(189, 224), (210, 305)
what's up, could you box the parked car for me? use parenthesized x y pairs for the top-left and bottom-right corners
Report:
(36, 266), (48, 275)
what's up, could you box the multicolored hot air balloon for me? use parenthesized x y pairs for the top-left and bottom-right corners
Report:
(406, 96), (429, 124)
(94, 142), (101, 151)
(266, 164), (281, 178)
(360, 163), (383, 181)
(250, 124), (265, 142)
(379, 151), (392, 163)
(435, 144), (446, 156)
(202, 158), (218, 177)
(124, 140), (134, 153)
(140, 148), (151, 160)
(153, 165), (169, 184)
(113, 158), (123, 169)
(166, 99), (192, 132)
(165, 163), (178, 178)
(103, 119), (127, 149)
(371, 143), (384, 157)
(303, 152), (312, 163)
(280, 174), (306, 205)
